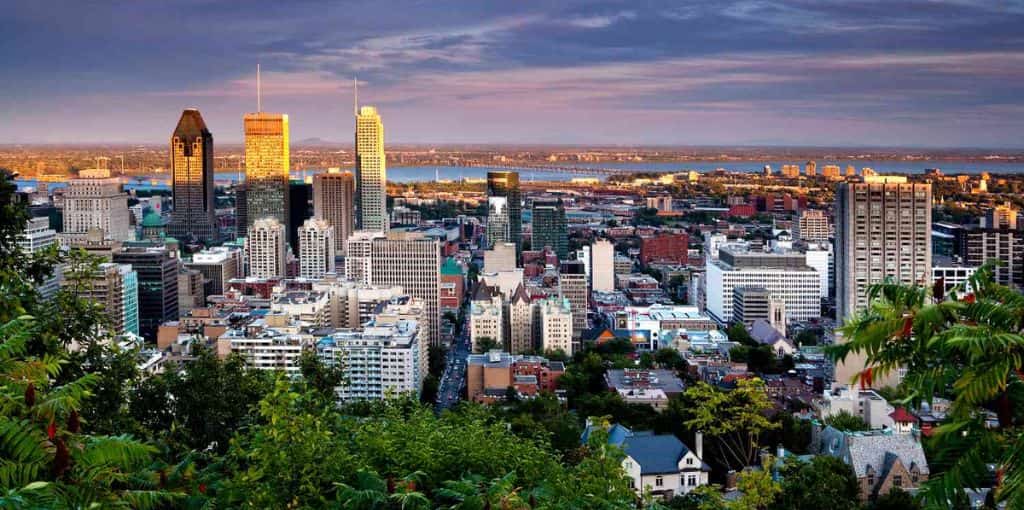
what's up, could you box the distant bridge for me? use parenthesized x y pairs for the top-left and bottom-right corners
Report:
(450, 161), (635, 177)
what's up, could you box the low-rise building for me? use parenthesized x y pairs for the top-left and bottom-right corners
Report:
(605, 368), (686, 410)
(814, 426), (929, 501)
(582, 423), (709, 499)
(465, 351), (565, 403)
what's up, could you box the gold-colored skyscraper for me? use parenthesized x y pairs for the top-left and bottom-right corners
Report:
(243, 112), (290, 230)
(355, 105), (387, 232)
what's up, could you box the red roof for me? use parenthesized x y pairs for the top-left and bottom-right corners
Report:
(889, 407), (917, 423)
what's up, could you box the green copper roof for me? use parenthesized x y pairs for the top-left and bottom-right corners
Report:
(440, 257), (463, 276)
(141, 212), (165, 228)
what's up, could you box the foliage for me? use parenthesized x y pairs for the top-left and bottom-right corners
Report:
(725, 323), (754, 346)
(871, 487), (923, 510)
(771, 456), (860, 510)
(827, 263), (1024, 507)
(473, 336), (499, 353)
(680, 379), (779, 471)
(823, 410), (870, 432)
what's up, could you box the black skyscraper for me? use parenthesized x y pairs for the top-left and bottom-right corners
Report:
(168, 109), (218, 242)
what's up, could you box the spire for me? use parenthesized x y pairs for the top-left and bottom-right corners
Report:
(257, 63), (262, 112)
(353, 76), (358, 117)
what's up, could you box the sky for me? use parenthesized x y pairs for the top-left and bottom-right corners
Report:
(3, 1), (1024, 147)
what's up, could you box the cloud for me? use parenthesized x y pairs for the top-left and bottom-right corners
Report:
(566, 10), (637, 28)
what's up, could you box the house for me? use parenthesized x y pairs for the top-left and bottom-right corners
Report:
(605, 368), (686, 410)
(582, 423), (709, 499)
(814, 426), (929, 501)
(749, 319), (794, 357)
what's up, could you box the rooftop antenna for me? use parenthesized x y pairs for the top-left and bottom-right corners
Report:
(353, 76), (358, 116)
(257, 63), (262, 113)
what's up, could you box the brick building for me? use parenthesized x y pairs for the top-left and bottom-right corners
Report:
(640, 233), (690, 266)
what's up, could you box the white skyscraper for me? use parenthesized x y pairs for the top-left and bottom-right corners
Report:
(355, 104), (387, 232)
(298, 218), (335, 279)
(61, 168), (132, 243)
(591, 239), (615, 292)
(246, 217), (287, 278)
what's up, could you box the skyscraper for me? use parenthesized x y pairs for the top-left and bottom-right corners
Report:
(168, 109), (217, 242)
(487, 172), (521, 253)
(486, 196), (510, 247)
(112, 246), (177, 340)
(298, 218), (335, 279)
(345, 231), (441, 345)
(591, 239), (615, 292)
(313, 168), (355, 255)
(244, 112), (290, 231)
(958, 203), (1024, 289)
(246, 217), (287, 279)
(532, 199), (568, 259)
(288, 179), (312, 253)
(835, 176), (932, 322)
(63, 262), (138, 338)
(62, 168), (131, 243)
(558, 260), (588, 341)
(805, 160), (817, 177)
(355, 105), (387, 232)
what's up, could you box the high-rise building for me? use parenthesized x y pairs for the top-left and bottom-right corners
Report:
(487, 172), (522, 253)
(795, 209), (831, 242)
(19, 216), (61, 299)
(538, 296), (573, 356)
(62, 168), (132, 243)
(288, 180), (312, 254)
(246, 217), (287, 278)
(234, 184), (248, 238)
(298, 218), (335, 279)
(559, 260), (588, 339)
(470, 283), (505, 351)
(958, 204), (1023, 289)
(168, 109), (218, 242)
(805, 160), (817, 177)
(486, 197), (511, 247)
(112, 246), (177, 340)
(822, 165), (841, 179)
(63, 262), (138, 339)
(178, 267), (205, 315)
(509, 284), (534, 354)
(835, 176), (932, 322)
(313, 168), (355, 255)
(705, 244), (821, 325)
(732, 286), (786, 333)
(355, 106), (387, 232)
(532, 199), (568, 259)
(243, 112), (290, 230)
(591, 239), (615, 292)
(780, 164), (800, 178)
(318, 313), (425, 401)
(345, 231), (441, 345)
(185, 246), (242, 296)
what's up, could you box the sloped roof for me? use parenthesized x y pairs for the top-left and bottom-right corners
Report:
(749, 319), (787, 346)
(623, 434), (690, 475)
(472, 282), (502, 301)
(819, 426), (929, 478)
(889, 407), (917, 423)
(141, 212), (165, 228)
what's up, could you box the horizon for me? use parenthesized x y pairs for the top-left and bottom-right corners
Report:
(4, 1), (1024, 147)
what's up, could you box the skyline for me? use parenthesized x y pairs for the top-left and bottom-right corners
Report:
(4, 1), (1024, 147)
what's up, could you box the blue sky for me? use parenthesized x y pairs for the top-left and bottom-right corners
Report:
(3, 0), (1024, 147)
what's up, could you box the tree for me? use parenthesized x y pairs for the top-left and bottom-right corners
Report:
(473, 336), (498, 353)
(725, 323), (754, 346)
(733, 467), (781, 510)
(823, 410), (869, 432)
(871, 487), (922, 510)
(681, 379), (779, 471)
(0, 316), (177, 508)
(792, 329), (818, 347)
(771, 456), (860, 510)
(827, 264), (1024, 507)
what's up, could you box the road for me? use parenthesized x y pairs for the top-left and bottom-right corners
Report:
(436, 318), (470, 411)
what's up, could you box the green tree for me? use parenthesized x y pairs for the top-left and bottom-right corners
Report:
(827, 265), (1024, 507)
(771, 456), (860, 510)
(823, 410), (869, 432)
(473, 336), (498, 353)
(871, 487), (922, 510)
(733, 467), (781, 510)
(681, 379), (779, 471)
(726, 323), (754, 346)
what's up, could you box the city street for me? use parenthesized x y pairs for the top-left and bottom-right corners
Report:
(436, 317), (470, 411)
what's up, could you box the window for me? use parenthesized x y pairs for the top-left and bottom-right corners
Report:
(867, 475), (875, 486)
(686, 457), (694, 466)
(893, 475), (903, 487)
(655, 476), (663, 487)
(628, 479), (635, 489)
(911, 473), (919, 484)
(687, 475), (698, 487)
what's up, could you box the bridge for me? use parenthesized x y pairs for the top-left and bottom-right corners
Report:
(450, 161), (636, 177)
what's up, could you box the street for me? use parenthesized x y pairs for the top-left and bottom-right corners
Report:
(435, 317), (470, 411)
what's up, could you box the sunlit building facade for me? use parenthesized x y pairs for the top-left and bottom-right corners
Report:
(355, 106), (387, 232)
(244, 112), (290, 230)
(168, 109), (218, 242)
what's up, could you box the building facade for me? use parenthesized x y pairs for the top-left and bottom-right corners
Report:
(539, 296), (573, 355)
(487, 172), (522, 253)
(168, 109), (218, 242)
(591, 239), (615, 292)
(705, 245), (821, 324)
(298, 218), (335, 279)
(532, 199), (568, 259)
(313, 168), (355, 255)
(640, 233), (689, 266)
(243, 112), (290, 230)
(835, 177), (931, 321)
(185, 246), (242, 296)
(62, 168), (131, 242)
(559, 260), (588, 339)
(111, 246), (177, 339)
(796, 209), (830, 242)
(247, 217), (287, 279)
(355, 106), (388, 232)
